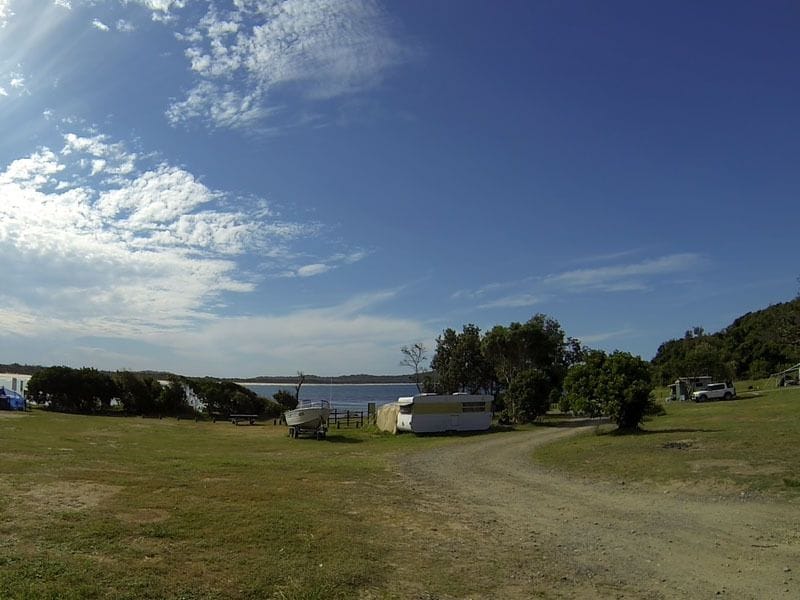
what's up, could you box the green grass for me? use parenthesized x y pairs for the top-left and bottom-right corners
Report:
(534, 385), (800, 496)
(0, 413), (460, 599)
(2, 389), (799, 598)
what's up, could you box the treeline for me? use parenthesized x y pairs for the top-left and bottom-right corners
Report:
(25, 367), (298, 418)
(425, 314), (657, 429)
(651, 298), (800, 384)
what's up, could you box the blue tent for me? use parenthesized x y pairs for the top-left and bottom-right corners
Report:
(0, 386), (25, 411)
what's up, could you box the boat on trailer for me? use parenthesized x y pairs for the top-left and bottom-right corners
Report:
(285, 399), (331, 439)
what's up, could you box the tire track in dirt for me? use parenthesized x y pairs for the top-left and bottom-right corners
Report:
(395, 426), (799, 599)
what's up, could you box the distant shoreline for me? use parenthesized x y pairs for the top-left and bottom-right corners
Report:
(238, 382), (418, 387)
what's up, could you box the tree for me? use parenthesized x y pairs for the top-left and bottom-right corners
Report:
(273, 389), (298, 411)
(294, 371), (305, 403)
(158, 376), (189, 416)
(482, 314), (571, 422)
(187, 378), (271, 416)
(114, 371), (162, 415)
(430, 325), (491, 394)
(564, 350), (656, 431)
(27, 366), (118, 414)
(400, 343), (428, 392)
(503, 368), (552, 422)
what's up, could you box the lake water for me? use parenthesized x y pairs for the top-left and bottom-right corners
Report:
(241, 382), (419, 412)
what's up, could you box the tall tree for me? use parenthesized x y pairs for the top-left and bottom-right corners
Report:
(400, 343), (428, 393)
(430, 325), (491, 394)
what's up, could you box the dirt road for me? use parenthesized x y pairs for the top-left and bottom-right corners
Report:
(393, 425), (799, 599)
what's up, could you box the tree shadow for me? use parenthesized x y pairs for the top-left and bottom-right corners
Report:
(322, 434), (364, 444)
(602, 427), (721, 437)
(533, 417), (611, 429)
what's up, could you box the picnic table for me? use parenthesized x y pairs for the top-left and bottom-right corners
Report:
(229, 414), (258, 425)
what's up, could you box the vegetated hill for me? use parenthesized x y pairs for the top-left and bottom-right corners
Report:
(652, 298), (800, 384)
(0, 363), (42, 375)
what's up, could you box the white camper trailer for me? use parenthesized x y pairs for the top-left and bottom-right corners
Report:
(396, 393), (493, 433)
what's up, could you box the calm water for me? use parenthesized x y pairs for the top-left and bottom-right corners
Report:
(241, 382), (419, 412)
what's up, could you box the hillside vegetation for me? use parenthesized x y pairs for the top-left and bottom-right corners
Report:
(651, 298), (800, 384)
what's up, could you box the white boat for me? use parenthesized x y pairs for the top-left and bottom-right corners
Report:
(285, 399), (331, 438)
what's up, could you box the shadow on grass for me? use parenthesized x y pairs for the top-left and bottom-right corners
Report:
(533, 417), (611, 429)
(323, 434), (365, 444)
(602, 427), (721, 437)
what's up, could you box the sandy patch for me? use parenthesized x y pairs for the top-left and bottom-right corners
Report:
(21, 481), (121, 513)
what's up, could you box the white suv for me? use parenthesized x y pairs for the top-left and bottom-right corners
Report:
(692, 382), (736, 402)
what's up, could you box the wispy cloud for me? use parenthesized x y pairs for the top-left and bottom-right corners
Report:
(478, 294), (544, 309)
(456, 253), (707, 311)
(280, 250), (369, 278)
(543, 253), (705, 292)
(576, 328), (637, 345)
(91, 18), (109, 32)
(166, 0), (411, 130)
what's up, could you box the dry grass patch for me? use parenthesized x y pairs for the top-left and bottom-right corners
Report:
(21, 481), (121, 513)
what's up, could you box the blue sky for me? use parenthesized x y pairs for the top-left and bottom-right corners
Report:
(0, 0), (797, 377)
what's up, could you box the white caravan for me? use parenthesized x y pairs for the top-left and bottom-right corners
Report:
(396, 393), (493, 433)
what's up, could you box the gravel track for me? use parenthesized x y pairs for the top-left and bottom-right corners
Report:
(393, 425), (799, 599)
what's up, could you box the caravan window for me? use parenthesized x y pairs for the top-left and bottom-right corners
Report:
(399, 404), (413, 415)
(461, 401), (486, 413)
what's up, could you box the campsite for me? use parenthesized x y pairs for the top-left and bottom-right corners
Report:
(1, 382), (797, 599)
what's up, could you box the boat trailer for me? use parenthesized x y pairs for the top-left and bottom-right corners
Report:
(288, 422), (328, 440)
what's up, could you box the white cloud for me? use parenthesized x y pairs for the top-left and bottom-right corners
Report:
(91, 18), (109, 31)
(0, 1), (11, 28)
(0, 69), (29, 98)
(126, 0), (185, 22)
(280, 250), (367, 278)
(0, 131), (319, 340)
(167, 0), (410, 130)
(116, 19), (135, 32)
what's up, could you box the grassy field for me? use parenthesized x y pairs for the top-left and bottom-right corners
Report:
(534, 384), (800, 497)
(0, 412), (467, 599)
(2, 385), (798, 598)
